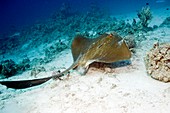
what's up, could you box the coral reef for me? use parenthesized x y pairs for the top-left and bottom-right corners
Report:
(0, 59), (18, 78)
(18, 58), (31, 72)
(1, 5), (153, 56)
(145, 42), (170, 82)
(0, 58), (32, 78)
(160, 16), (170, 27)
(44, 40), (68, 63)
(137, 6), (153, 29)
(0, 39), (68, 78)
(0, 36), (21, 55)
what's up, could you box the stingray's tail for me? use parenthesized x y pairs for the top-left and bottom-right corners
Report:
(0, 71), (65, 89)
(0, 77), (52, 89)
(0, 63), (78, 89)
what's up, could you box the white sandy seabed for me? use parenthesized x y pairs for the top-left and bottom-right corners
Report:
(0, 7), (170, 113)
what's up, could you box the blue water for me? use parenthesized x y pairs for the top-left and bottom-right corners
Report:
(0, 0), (169, 34)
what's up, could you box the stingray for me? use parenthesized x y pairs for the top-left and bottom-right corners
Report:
(0, 33), (131, 89)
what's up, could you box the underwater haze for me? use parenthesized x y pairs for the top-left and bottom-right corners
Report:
(0, 0), (170, 34)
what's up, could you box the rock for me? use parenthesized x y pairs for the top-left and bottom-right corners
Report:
(0, 59), (18, 78)
(153, 25), (158, 29)
(160, 17), (170, 27)
(31, 58), (43, 66)
(30, 66), (46, 77)
(18, 58), (31, 72)
(124, 35), (136, 49)
(43, 41), (68, 63)
(145, 42), (170, 82)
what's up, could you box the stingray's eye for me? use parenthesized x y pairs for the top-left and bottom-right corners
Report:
(108, 33), (113, 38)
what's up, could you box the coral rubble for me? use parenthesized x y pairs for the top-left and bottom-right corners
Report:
(145, 42), (170, 82)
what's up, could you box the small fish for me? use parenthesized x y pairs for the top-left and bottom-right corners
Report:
(146, 3), (149, 5)
(0, 33), (131, 89)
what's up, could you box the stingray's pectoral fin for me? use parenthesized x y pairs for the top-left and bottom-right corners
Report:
(0, 77), (52, 89)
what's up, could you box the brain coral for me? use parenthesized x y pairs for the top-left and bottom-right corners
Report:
(145, 42), (170, 82)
